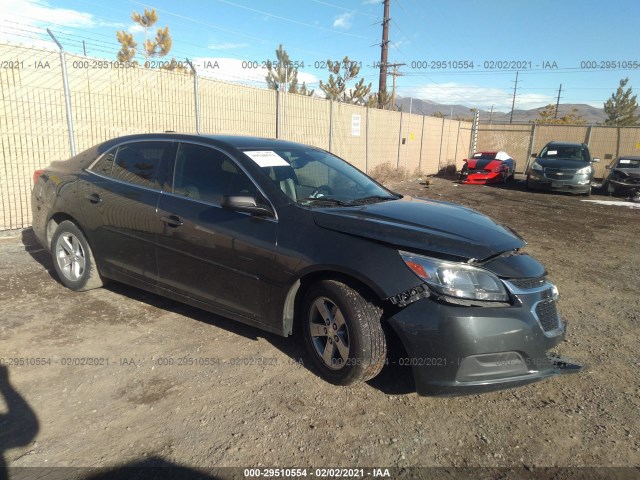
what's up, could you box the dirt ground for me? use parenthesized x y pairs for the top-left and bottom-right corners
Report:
(0, 176), (639, 477)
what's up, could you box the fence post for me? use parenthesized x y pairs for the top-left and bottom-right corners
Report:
(418, 115), (425, 174)
(47, 29), (76, 156)
(524, 124), (537, 173)
(396, 111), (403, 168)
(469, 110), (479, 157)
(453, 121), (461, 169)
(329, 99), (334, 151)
(365, 106), (369, 174)
(275, 88), (280, 139)
(584, 125), (592, 146)
(186, 59), (200, 134)
(437, 116), (445, 173)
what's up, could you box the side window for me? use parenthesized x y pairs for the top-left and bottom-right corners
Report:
(111, 141), (170, 189)
(173, 143), (256, 204)
(91, 148), (116, 176)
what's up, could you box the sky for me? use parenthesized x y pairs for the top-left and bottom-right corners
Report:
(1, 0), (639, 113)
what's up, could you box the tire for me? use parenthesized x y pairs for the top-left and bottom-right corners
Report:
(51, 220), (103, 291)
(302, 280), (387, 386)
(526, 178), (534, 191)
(583, 185), (592, 197)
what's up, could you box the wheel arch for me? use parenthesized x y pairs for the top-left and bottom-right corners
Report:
(281, 268), (387, 337)
(46, 212), (82, 249)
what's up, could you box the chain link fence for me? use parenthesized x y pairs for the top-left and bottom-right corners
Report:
(477, 124), (640, 178)
(0, 41), (475, 232)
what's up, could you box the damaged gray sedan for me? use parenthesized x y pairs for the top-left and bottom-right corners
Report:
(31, 133), (581, 396)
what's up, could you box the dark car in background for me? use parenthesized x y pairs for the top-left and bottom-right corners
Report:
(601, 156), (640, 196)
(526, 141), (600, 195)
(459, 151), (516, 185)
(31, 133), (580, 396)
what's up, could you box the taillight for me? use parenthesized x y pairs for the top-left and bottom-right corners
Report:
(33, 169), (44, 184)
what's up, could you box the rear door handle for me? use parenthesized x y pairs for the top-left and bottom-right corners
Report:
(160, 215), (184, 227)
(85, 193), (102, 204)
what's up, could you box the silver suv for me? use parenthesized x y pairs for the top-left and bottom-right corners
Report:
(527, 141), (600, 196)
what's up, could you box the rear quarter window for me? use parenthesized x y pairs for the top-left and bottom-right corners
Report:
(110, 141), (172, 189)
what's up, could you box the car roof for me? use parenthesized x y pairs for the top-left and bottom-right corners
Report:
(472, 151), (511, 160)
(102, 133), (318, 151)
(617, 155), (640, 160)
(545, 141), (586, 148)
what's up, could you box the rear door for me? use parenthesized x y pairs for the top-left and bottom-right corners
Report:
(79, 140), (175, 286)
(155, 142), (278, 323)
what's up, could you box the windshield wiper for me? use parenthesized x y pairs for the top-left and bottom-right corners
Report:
(347, 195), (400, 205)
(297, 197), (350, 207)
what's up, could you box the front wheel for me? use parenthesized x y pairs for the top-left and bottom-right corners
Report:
(51, 220), (103, 291)
(302, 280), (387, 386)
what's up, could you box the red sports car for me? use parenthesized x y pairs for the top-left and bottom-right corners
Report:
(459, 151), (516, 184)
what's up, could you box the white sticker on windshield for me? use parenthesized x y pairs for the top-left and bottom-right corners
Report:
(547, 150), (558, 155)
(244, 151), (289, 167)
(619, 159), (631, 164)
(474, 153), (482, 157)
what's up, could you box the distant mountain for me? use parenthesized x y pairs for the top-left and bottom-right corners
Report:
(394, 97), (611, 125)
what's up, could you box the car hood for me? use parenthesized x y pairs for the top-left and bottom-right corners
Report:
(467, 158), (500, 171)
(535, 158), (590, 169)
(312, 196), (525, 261)
(612, 168), (640, 178)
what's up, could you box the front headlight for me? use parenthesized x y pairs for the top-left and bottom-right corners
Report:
(532, 162), (543, 171)
(576, 165), (592, 174)
(399, 252), (509, 302)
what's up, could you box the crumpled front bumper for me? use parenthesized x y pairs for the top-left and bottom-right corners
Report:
(386, 283), (582, 396)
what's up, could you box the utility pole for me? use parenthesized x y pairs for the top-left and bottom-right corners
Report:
(489, 105), (494, 125)
(509, 70), (519, 124)
(378, 0), (390, 109)
(554, 83), (563, 119)
(388, 63), (405, 111)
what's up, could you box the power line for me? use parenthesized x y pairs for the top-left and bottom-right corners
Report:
(554, 83), (562, 118)
(377, 0), (390, 107)
(509, 71), (519, 124)
(214, 0), (376, 40)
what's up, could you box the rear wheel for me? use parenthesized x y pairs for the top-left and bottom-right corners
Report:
(302, 280), (387, 386)
(51, 220), (103, 291)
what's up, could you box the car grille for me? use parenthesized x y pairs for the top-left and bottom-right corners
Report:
(508, 276), (547, 290)
(535, 300), (561, 333)
(544, 167), (576, 180)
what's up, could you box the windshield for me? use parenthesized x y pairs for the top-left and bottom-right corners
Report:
(615, 158), (640, 168)
(471, 152), (498, 160)
(540, 145), (590, 162)
(244, 148), (399, 206)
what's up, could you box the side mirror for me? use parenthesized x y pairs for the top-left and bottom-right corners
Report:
(221, 195), (274, 217)
(592, 158), (601, 163)
(530, 153), (538, 158)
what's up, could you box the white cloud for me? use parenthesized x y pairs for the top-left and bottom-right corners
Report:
(399, 82), (554, 111)
(0, 0), (95, 28)
(333, 12), (354, 29)
(0, 0), (99, 48)
(208, 42), (249, 50)
(128, 24), (145, 34)
(193, 57), (319, 88)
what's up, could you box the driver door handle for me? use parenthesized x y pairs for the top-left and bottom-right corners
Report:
(160, 215), (183, 227)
